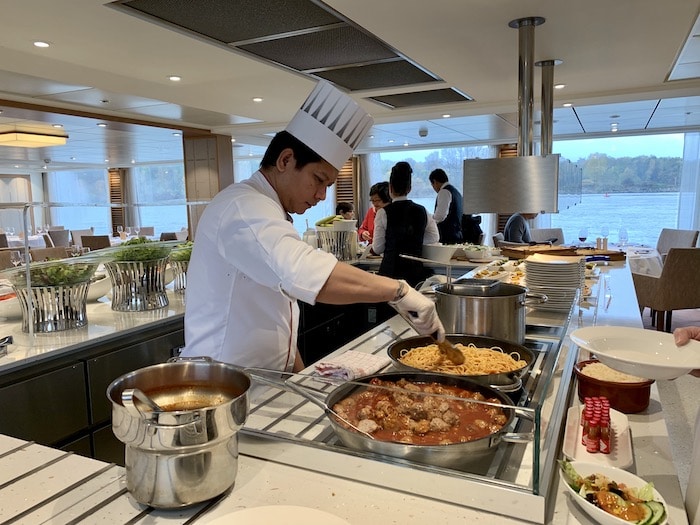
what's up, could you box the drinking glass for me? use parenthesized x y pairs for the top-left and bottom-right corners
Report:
(6, 227), (14, 236)
(618, 227), (629, 247)
(10, 251), (21, 267)
(578, 228), (588, 245)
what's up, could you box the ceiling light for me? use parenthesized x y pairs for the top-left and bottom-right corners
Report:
(168, 75), (182, 82)
(33, 41), (50, 48)
(0, 132), (67, 148)
(252, 97), (263, 103)
(388, 139), (395, 143)
(52, 124), (63, 128)
(172, 132), (181, 137)
(563, 103), (573, 107)
(442, 114), (451, 118)
(554, 83), (566, 89)
(231, 137), (236, 143)
(97, 123), (107, 127)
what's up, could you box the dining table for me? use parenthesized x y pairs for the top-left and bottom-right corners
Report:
(6, 235), (47, 249)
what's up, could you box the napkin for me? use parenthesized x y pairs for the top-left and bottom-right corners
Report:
(315, 351), (391, 380)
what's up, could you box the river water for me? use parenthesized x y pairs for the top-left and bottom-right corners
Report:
(411, 192), (680, 248)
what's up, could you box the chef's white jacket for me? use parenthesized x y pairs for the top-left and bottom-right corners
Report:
(182, 171), (338, 371)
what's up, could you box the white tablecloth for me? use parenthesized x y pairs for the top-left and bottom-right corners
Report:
(627, 247), (663, 277)
(6, 235), (46, 248)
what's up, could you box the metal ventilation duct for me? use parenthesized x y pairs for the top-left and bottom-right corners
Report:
(536, 59), (562, 156)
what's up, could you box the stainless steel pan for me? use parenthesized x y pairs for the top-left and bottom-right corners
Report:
(246, 369), (531, 468)
(386, 334), (535, 392)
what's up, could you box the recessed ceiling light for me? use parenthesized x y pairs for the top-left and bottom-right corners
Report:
(70, 157), (76, 160)
(252, 97), (263, 103)
(563, 103), (573, 107)
(403, 142), (409, 147)
(554, 83), (566, 89)
(104, 159), (109, 162)
(52, 124), (63, 128)
(97, 123), (107, 127)
(388, 139), (395, 143)
(168, 75), (182, 82)
(172, 132), (181, 137)
(13, 165), (19, 169)
(442, 114), (451, 118)
(368, 134), (375, 139)
(131, 159), (136, 164)
(231, 137), (236, 143)
(33, 41), (50, 48)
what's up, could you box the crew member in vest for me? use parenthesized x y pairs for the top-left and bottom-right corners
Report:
(429, 168), (463, 244)
(371, 161), (439, 287)
(183, 81), (444, 373)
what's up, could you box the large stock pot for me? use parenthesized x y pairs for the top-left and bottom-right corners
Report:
(432, 280), (547, 344)
(107, 358), (250, 508)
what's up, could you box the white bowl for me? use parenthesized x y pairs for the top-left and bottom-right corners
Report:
(421, 244), (460, 264)
(87, 273), (112, 301)
(570, 326), (700, 380)
(560, 461), (668, 525)
(0, 294), (21, 319)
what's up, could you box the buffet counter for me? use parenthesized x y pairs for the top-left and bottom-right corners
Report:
(0, 262), (690, 524)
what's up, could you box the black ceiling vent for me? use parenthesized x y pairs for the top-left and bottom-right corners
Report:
(111, 0), (446, 95)
(369, 88), (473, 109)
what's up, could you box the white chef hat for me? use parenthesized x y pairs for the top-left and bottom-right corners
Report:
(285, 81), (374, 171)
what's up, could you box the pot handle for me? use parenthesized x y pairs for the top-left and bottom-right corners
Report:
(523, 292), (548, 305)
(488, 377), (522, 393)
(167, 355), (214, 363)
(499, 432), (534, 444)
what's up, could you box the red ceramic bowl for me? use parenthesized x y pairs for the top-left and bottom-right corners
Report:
(574, 359), (655, 414)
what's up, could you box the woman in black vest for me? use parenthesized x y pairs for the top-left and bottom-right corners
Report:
(372, 162), (439, 286)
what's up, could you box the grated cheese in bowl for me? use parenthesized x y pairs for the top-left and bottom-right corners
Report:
(581, 362), (648, 383)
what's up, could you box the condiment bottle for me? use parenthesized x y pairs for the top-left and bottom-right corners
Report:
(586, 418), (600, 453)
(600, 415), (611, 454)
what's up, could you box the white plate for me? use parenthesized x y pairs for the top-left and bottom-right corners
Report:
(562, 406), (633, 469)
(560, 461), (668, 525)
(570, 326), (700, 380)
(203, 505), (350, 525)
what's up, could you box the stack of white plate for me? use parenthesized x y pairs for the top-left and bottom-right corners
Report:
(524, 253), (585, 311)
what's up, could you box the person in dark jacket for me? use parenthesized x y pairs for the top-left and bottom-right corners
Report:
(372, 162), (439, 286)
(429, 168), (463, 244)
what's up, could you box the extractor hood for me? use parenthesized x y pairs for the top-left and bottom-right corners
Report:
(462, 16), (559, 214)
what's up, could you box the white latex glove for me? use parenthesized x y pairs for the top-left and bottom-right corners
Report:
(390, 285), (445, 341)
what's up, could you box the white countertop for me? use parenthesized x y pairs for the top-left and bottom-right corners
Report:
(0, 262), (690, 524)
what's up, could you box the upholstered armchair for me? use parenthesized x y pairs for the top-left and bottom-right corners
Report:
(632, 247), (700, 332)
(656, 228), (699, 261)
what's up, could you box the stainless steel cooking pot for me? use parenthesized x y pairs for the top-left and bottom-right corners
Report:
(248, 370), (531, 469)
(432, 279), (547, 344)
(387, 334), (535, 392)
(107, 359), (250, 508)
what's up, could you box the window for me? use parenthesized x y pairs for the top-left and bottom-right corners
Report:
(130, 164), (188, 235)
(46, 170), (111, 234)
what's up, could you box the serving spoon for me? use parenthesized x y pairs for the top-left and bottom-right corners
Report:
(390, 304), (464, 365)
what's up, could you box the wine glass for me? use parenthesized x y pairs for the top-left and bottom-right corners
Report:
(601, 226), (610, 239)
(133, 226), (141, 238)
(125, 226), (132, 237)
(70, 245), (82, 257)
(578, 228), (588, 245)
(618, 227), (629, 247)
(9, 251), (21, 267)
(6, 227), (14, 236)
(117, 225), (123, 235)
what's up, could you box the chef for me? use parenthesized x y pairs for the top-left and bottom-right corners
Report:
(182, 81), (444, 372)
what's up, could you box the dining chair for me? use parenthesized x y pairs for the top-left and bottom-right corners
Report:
(631, 247), (700, 332)
(530, 228), (565, 245)
(0, 233), (8, 249)
(48, 229), (71, 248)
(70, 228), (95, 247)
(159, 232), (178, 241)
(30, 247), (70, 261)
(655, 228), (699, 261)
(492, 232), (504, 247)
(81, 235), (112, 251)
(41, 233), (54, 247)
(0, 251), (13, 270)
(138, 226), (155, 237)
